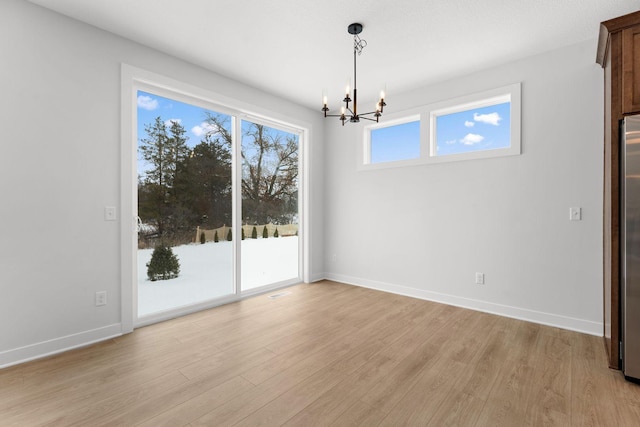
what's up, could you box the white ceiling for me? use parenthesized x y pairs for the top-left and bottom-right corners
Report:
(27, 0), (639, 111)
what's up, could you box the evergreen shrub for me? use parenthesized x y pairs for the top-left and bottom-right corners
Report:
(200, 232), (205, 244)
(274, 228), (279, 238)
(252, 226), (257, 239)
(227, 228), (232, 241)
(214, 230), (219, 243)
(146, 245), (180, 281)
(263, 226), (268, 239)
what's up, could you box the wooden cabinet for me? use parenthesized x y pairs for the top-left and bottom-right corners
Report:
(623, 26), (640, 114)
(597, 10), (640, 369)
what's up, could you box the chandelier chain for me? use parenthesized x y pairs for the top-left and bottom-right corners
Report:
(354, 34), (367, 56)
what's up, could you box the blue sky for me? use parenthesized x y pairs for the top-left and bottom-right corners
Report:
(435, 101), (511, 156)
(137, 90), (229, 147)
(370, 120), (421, 164)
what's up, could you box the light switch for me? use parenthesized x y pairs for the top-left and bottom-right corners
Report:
(105, 206), (117, 221)
(569, 207), (582, 221)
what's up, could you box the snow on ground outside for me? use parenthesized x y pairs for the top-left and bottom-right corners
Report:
(138, 237), (299, 316)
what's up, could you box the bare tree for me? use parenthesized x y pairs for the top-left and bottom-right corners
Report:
(203, 115), (299, 224)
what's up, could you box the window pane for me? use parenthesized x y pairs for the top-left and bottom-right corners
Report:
(137, 90), (233, 316)
(241, 120), (299, 291)
(435, 101), (511, 156)
(370, 120), (420, 164)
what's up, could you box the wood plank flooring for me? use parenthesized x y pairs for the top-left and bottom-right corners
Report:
(2, 280), (640, 426)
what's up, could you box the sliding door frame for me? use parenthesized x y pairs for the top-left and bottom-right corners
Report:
(120, 64), (309, 331)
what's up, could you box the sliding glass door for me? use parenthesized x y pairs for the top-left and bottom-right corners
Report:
(133, 86), (303, 321)
(136, 91), (234, 317)
(240, 120), (300, 291)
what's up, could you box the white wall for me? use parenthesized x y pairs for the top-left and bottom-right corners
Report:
(324, 38), (604, 335)
(0, 0), (603, 368)
(0, 0), (324, 367)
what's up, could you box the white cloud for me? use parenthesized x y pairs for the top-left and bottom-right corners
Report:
(473, 112), (501, 126)
(445, 139), (457, 145)
(460, 133), (484, 145)
(137, 95), (158, 111)
(464, 121), (474, 127)
(192, 122), (217, 137)
(165, 118), (182, 127)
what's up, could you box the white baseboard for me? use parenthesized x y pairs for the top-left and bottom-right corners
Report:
(323, 273), (603, 336)
(0, 324), (123, 369)
(309, 273), (326, 283)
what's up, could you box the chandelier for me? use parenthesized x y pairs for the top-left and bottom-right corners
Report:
(322, 23), (386, 126)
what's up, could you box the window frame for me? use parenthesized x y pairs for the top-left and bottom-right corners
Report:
(360, 83), (521, 170)
(121, 64), (310, 330)
(363, 114), (422, 167)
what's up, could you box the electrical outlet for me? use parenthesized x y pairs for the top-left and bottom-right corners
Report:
(95, 291), (107, 306)
(475, 272), (485, 285)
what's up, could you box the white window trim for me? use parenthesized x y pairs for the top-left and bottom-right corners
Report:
(358, 110), (426, 171)
(359, 82), (521, 170)
(428, 83), (521, 163)
(121, 64), (310, 331)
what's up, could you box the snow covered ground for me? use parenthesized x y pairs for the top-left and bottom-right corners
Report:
(137, 237), (299, 316)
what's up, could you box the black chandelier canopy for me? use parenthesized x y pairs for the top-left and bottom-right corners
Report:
(322, 23), (386, 126)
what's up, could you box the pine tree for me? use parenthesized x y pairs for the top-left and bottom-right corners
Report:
(139, 117), (170, 236)
(263, 226), (268, 239)
(146, 245), (180, 281)
(274, 228), (279, 238)
(173, 129), (232, 230)
(251, 226), (257, 239)
(139, 117), (190, 238)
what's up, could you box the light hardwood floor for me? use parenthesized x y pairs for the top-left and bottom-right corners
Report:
(2, 281), (640, 426)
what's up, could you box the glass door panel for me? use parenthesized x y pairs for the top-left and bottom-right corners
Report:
(240, 120), (300, 291)
(137, 90), (234, 316)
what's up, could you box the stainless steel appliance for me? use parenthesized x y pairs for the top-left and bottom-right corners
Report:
(621, 114), (640, 381)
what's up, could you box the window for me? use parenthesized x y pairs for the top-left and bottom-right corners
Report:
(429, 86), (519, 161)
(367, 117), (420, 164)
(136, 90), (235, 317)
(432, 98), (511, 156)
(360, 83), (520, 169)
(240, 119), (300, 292)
